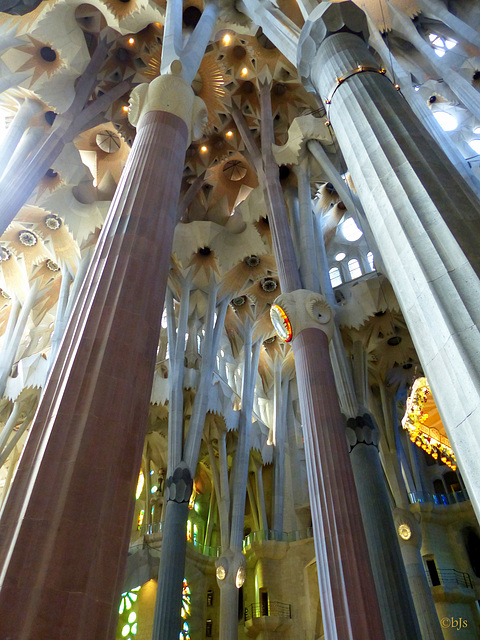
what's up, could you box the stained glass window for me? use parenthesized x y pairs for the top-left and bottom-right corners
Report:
(117, 586), (141, 640)
(180, 579), (191, 640)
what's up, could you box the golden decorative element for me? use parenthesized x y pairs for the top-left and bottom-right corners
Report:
(103, 0), (141, 20)
(2, 222), (52, 275)
(398, 523), (412, 540)
(402, 377), (456, 468)
(15, 36), (63, 88)
(36, 169), (63, 201)
(220, 253), (276, 299)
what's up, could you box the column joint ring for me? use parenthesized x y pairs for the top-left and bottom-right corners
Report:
(323, 65), (394, 119)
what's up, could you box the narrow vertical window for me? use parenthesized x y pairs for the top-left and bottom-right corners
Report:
(367, 251), (375, 271)
(329, 267), (342, 288)
(348, 258), (362, 280)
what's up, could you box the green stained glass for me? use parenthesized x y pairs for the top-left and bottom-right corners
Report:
(180, 580), (191, 639)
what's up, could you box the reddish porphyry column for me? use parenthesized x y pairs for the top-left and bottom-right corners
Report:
(295, 332), (378, 639)
(0, 69), (205, 639)
(260, 77), (384, 637)
(271, 290), (385, 640)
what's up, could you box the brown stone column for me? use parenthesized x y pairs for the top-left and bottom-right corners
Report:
(291, 326), (384, 640)
(0, 104), (188, 638)
(259, 79), (385, 637)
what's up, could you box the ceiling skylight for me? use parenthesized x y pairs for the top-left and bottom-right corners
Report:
(428, 34), (457, 57)
(468, 139), (480, 155)
(341, 218), (363, 242)
(433, 111), (458, 132)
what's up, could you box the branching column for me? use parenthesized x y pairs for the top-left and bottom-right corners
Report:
(0, 68), (200, 640)
(0, 36), (130, 236)
(256, 81), (385, 638)
(298, 1), (480, 521)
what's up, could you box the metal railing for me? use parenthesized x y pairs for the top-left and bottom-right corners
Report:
(245, 601), (292, 621)
(142, 522), (163, 535)
(426, 569), (474, 590)
(243, 527), (314, 549)
(408, 490), (470, 506)
(138, 524), (314, 557)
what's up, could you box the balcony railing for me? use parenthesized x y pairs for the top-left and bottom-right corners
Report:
(138, 524), (314, 557)
(243, 527), (314, 549)
(245, 602), (292, 621)
(426, 569), (474, 590)
(408, 490), (470, 506)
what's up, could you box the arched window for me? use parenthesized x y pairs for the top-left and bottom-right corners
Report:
(348, 259), (362, 280)
(367, 252), (375, 271)
(329, 267), (342, 288)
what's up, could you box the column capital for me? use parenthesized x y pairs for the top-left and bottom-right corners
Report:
(297, 1), (369, 91)
(345, 413), (379, 451)
(164, 463), (193, 504)
(128, 61), (207, 146)
(270, 289), (334, 342)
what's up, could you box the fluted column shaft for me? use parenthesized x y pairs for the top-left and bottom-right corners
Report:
(0, 109), (188, 639)
(396, 515), (444, 640)
(219, 581), (240, 640)
(258, 74), (384, 639)
(292, 328), (385, 640)
(0, 98), (44, 179)
(152, 465), (192, 640)
(347, 417), (422, 639)
(301, 13), (480, 520)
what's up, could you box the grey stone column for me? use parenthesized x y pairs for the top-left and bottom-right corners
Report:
(152, 465), (192, 640)
(298, 1), (480, 522)
(346, 415), (422, 640)
(393, 510), (444, 640)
